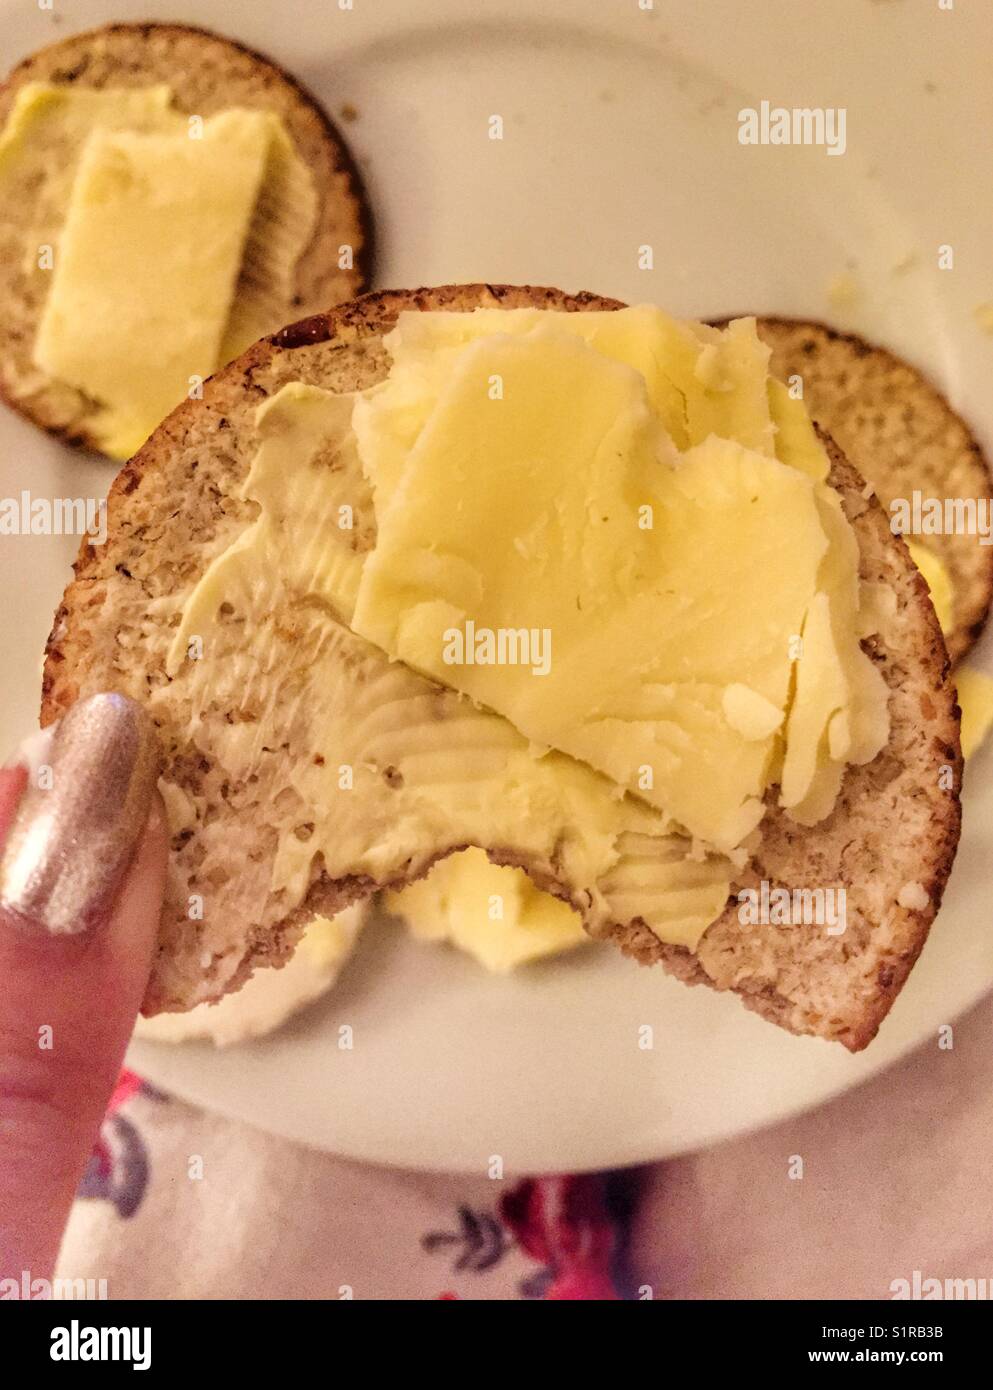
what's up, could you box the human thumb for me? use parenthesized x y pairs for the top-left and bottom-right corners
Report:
(0, 693), (166, 1284)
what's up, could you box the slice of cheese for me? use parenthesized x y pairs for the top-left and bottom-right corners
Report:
(34, 111), (272, 457)
(354, 305), (787, 518)
(686, 315), (776, 456)
(955, 666), (993, 759)
(780, 590), (848, 816)
(0, 82), (318, 458)
(387, 847), (588, 972)
(906, 539), (955, 638)
(780, 487), (890, 820)
(899, 546), (991, 760)
(350, 323), (856, 849)
(768, 377), (830, 481)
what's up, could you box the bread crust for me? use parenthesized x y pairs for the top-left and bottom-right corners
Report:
(42, 285), (962, 1048)
(0, 20), (373, 451)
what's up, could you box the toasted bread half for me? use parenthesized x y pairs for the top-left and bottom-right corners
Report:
(42, 286), (961, 1050)
(751, 317), (993, 662)
(0, 21), (372, 449)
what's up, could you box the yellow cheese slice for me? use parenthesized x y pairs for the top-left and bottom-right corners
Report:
(33, 111), (273, 457)
(685, 314), (776, 456)
(906, 540), (955, 638)
(956, 666), (993, 759)
(779, 487), (890, 820)
(780, 590), (849, 815)
(350, 324), (843, 849)
(387, 848), (588, 972)
(0, 82), (318, 458)
(354, 306), (785, 518)
(768, 377), (830, 481)
(0, 80), (175, 172)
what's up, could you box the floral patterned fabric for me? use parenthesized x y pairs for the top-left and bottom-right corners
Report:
(60, 1070), (636, 1300)
(55, 989), (993, 1300)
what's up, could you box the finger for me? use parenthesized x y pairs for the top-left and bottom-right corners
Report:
(0, 693), (165, 1282)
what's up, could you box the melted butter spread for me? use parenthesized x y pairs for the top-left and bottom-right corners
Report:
(168, 306), (893, 948)
(0, 83), (317, 458)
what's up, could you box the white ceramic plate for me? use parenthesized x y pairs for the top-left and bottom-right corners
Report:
(2, 0), (991, 1172)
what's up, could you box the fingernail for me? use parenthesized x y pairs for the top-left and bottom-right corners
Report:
(0, 694), (160, 935)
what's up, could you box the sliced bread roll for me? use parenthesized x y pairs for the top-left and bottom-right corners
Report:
(752, 317), (993, 662)
(0, 21), (372, 449)
(42, 286), (961, 1050)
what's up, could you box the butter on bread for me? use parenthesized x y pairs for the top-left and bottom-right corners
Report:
(42, 286), (961, 1050)
(0, 21), (372, 451)
(753, 317), (993, 663)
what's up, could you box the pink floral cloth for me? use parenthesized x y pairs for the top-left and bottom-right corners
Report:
(57, 990), (993, 1300)
(62, 1070), (631, 1300)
